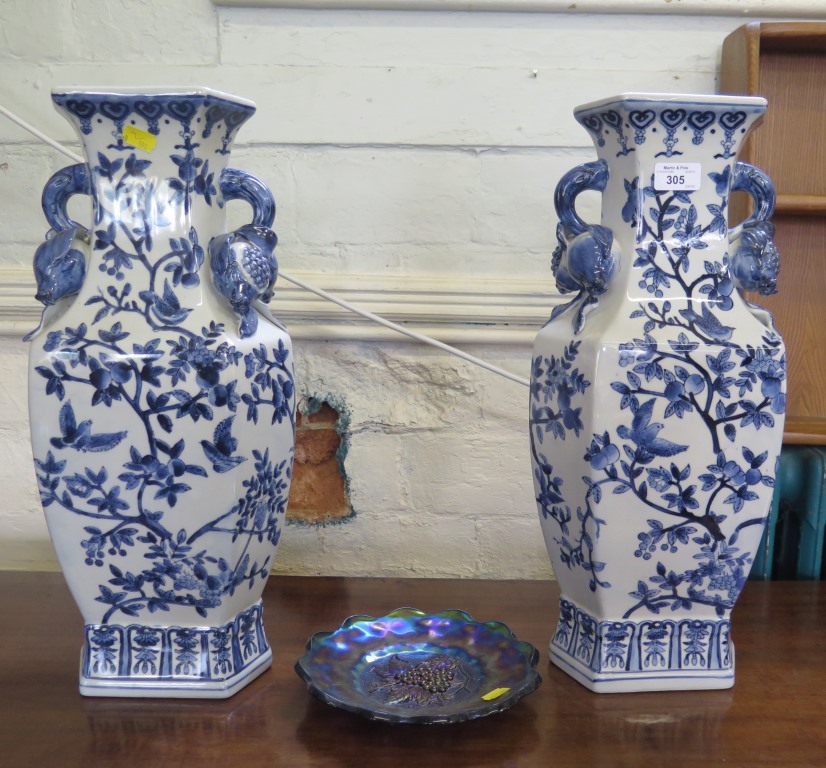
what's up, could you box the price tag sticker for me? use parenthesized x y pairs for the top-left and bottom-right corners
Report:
(481, 687), (511, 701)
(654, 162), (701, 191)
(123, 125), (157, 153)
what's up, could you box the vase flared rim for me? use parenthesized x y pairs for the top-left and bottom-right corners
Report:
(51, 86), (255, 110)
(574, 92), (767, 116)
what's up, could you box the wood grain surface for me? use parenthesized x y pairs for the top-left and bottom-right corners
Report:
(0, 573), (824, 767)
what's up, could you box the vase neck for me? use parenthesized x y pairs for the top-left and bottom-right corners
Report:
(575, 94), (767, 168)
(52, 89), (256, 303)
(52, 88), (255, 156)
(52, 88), (257, 236)
(574, 95), (767, 298)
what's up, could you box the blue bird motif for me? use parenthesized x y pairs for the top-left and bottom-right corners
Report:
(209, 224), (278, 338)
(616, 399), (688, 465)
(49, 401), (127, 453)
(200, 416), (247, 473)
(678, 303), (735, 342)
(139, 280), (192, 325)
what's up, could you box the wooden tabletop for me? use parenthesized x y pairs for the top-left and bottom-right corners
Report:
(1, 572), (824, 767)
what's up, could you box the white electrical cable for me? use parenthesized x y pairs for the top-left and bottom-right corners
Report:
(0, 104), (82, 161)
(1, 103), (531, 388)
(281, 272), (531, 387)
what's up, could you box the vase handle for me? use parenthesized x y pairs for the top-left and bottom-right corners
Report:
(548, 160), (619, 334)
(728, 162), (779, 297)
(730, 161), (776, 236)
(551, 160), (618, 294)
(210, 169), (279, 339)
(554, 159), (608, 238)
(220, 168), (275, 228)
(41, 163), (93, 234)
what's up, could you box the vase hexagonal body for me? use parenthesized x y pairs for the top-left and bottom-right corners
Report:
(530, 94), (786, 692)
(26, 88), (295, 698)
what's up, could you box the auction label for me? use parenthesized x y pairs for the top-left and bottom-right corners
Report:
(654, 162), (701, 191)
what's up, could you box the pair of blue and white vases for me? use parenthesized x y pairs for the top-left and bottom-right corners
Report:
(26, 88), (784, 697)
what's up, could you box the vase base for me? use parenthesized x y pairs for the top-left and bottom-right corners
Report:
(79, 600), (272, 699)
(549, 647), (734, 693)
(549, 596), (735, 693)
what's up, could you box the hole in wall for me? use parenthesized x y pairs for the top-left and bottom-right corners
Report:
(287, 398), (353, 524)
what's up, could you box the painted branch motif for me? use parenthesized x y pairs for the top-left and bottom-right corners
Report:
(32, 143), (294, 623)
(531, 168), (785, 618)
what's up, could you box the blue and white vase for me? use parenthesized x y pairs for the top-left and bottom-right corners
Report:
(26, 87), (296, 698)
(530, 94), (785, 692)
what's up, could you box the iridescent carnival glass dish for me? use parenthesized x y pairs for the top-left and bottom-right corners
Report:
(295, 608), (542, 724)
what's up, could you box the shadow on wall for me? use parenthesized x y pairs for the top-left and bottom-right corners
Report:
(288, 399), (353, 525)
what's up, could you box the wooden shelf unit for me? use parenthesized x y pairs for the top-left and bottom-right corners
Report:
(721, 22), (826, 445)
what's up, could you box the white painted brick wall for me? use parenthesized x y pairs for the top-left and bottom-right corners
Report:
(0, 0), (806, 577)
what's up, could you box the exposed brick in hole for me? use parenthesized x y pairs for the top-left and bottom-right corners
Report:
(287, 401), (352, 524)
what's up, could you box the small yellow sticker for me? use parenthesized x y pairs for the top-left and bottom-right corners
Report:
(481, 687), (510, 701)
(123, 125), (157, 153)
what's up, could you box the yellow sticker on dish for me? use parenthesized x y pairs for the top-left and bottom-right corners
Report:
(481, 687), (510, 701)
(123, 125), (157, 153)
